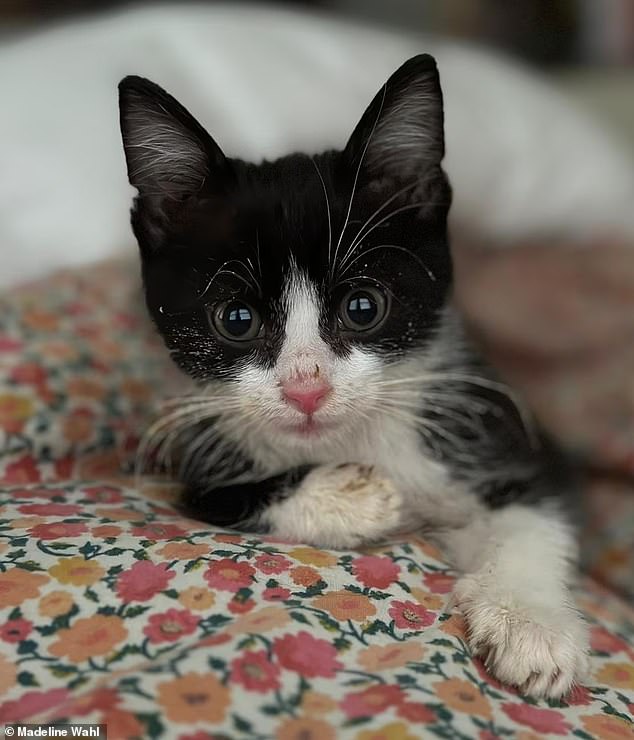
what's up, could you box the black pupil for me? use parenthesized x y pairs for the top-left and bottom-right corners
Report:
(223, 302), (253, 336)
(346, 291), (378, 326)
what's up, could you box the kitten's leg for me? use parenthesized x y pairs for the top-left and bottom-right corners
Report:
(437, 503), (589, 699)
(182, 463), (402, 549)
(261, 463), (403, 549)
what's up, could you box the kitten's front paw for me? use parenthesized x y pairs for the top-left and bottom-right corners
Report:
(265, 463), (402, 549)
(453, 575), (589, 699)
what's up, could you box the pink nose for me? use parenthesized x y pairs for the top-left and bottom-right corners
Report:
(282, 382), (332, 415)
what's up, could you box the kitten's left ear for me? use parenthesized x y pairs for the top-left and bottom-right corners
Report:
(344, 54), (445, 183)
(118, 75), (229, 198)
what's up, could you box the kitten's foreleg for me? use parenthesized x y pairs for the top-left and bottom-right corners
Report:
(261, 463), (402, 549)
(436, 503), (589, 699)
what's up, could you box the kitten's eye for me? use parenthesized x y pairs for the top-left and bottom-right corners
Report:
(210, 300), (262, 342)
(339, 285), (388, 332)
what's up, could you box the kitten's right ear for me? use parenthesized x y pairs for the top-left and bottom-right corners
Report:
(343, 54), (445, 185)
(118, 76), (228, 199)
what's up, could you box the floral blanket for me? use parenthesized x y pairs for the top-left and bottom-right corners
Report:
(0, 261), (633, 738)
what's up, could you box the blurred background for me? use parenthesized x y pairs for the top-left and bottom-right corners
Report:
(4, 0), (634, 65)
(0, 1), (632, 287)
(2, 0), (632, 146)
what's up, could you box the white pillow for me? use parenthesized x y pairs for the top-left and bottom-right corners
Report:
(0, 3), (632, 286)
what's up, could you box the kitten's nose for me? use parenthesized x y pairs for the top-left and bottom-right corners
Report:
(282, 381), (332, 415)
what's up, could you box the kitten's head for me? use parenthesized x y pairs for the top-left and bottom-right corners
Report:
(119, 55), (452, 451)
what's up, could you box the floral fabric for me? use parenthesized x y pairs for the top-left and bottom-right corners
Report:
(0, 260), (633, 738)
(0, 479), (633, 738)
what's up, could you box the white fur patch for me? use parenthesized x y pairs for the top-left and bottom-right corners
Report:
(281, 269), (322, 361)
(440, 504), (589, 699)
(263, 463), (402, 549)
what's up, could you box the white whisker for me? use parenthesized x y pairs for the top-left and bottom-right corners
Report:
(339, 243), (436, 282)
(331, 84), (387, 282)
(312, 157), (332, 271)
(336, 180), (419, 272)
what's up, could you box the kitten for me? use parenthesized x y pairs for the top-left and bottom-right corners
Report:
(119, 54), (588, 699)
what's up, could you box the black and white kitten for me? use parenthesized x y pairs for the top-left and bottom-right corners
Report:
(119, 55), (588, 699)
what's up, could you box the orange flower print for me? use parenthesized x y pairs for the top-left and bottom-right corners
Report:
(0, 569), (49, 608)
(0, 394), (33, 434)
(355, 722), (420, 740)
(410, 537), (444, 561)
(48, 557), (105, 586)
(300, 691), (338, 716)
(38, 591), (74, 618)
(62, 409), (95, 443)
(158, 542), (210, 560)
(288, 547), (338, 567)
(580, 714), (634, 740)
(49, 615), (128, 663)
(312, 590), (376, 622)
(67, 377), (106, 400)
(37, 341), (79, 361)
(22, 309), (59, 331)
(433, 678), (492, 719)
(121, 378), (151, 402)
(290, 566), (322, 587)
(137, 481), (182, 503)
(95, 506), (144, 522)
(132, 523), (189, 540)
(10, 516), (47, 530)
(439, 613), (467, 639)
(595, 662), (634, 689)
(276, 717), (336, 740)
(85, 337), (122, 361)
(157, 672), (230, 723)
(0, 652), (17, 695)
(77, 450), (122, 479)
(409, 587), (445, 611)
(227, 606), (291, 635)
(178, 586), (216, 611)
(357, 642), (425, 671)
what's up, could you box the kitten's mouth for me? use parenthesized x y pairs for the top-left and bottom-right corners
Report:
(281, 416), (334, 438)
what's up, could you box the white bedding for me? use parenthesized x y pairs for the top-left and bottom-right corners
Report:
(1, 3), (633, 287)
